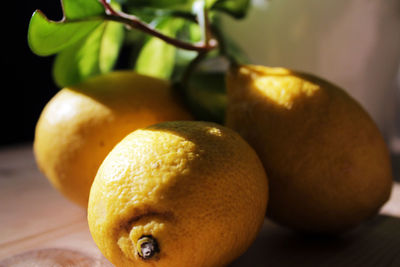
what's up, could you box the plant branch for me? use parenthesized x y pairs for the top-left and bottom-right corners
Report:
(196, 2), (212, 49)
(99, 0), (119, 16)
(99, 0), (218, 52)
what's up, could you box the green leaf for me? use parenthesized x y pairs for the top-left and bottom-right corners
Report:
(28, 10), (103, 56)
(186, 71), (227, 123)
(188, 20), (202, 41)
(98, 22), (125, 73)
(221, 30), (250, 64)
(211, 0), (251, 19)
(135, 18), (185, 79)
(205, 0), (219, 9)
(62, 0), (105, 19)
(175, 21), (202, 65)
(28, 0), (125, 86)
(171, 21), (202, 80)
(119, 0), (190, 8)
(27, 0), (107, 56)
(53, 21), (124, 87)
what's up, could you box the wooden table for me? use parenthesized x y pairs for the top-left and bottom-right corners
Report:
(0, 144), (399, 266)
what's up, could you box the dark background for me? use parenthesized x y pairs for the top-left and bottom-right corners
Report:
(2, 1), (63, 148)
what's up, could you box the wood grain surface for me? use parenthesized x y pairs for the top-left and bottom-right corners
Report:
(0, 144), (399, 266)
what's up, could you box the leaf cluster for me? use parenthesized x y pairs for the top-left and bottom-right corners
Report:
(28, 0), (251, 87)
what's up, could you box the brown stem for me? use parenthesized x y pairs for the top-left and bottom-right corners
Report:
(99, 0), (119, 16)
(98, 0), (218, 52)
(137, 236), (159, 260)
(200, 4), (212, 47)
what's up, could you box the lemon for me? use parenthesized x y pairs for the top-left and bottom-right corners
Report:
(225, 64), (393, 233)
(34, 71), (193, 207)
(88, 121), (268, 267)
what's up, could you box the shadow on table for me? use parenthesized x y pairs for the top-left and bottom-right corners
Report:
(230, 215), (400, 267)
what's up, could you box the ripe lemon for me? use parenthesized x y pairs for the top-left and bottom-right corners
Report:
(88, 121), (268, 267)
(34, 71), (193, 207)
(225, 64), (393, 233)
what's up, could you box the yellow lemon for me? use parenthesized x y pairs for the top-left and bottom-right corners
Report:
(34, 71), (193, 207)
(225, 64), (393, 233)
(88, 121), (268, 267)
